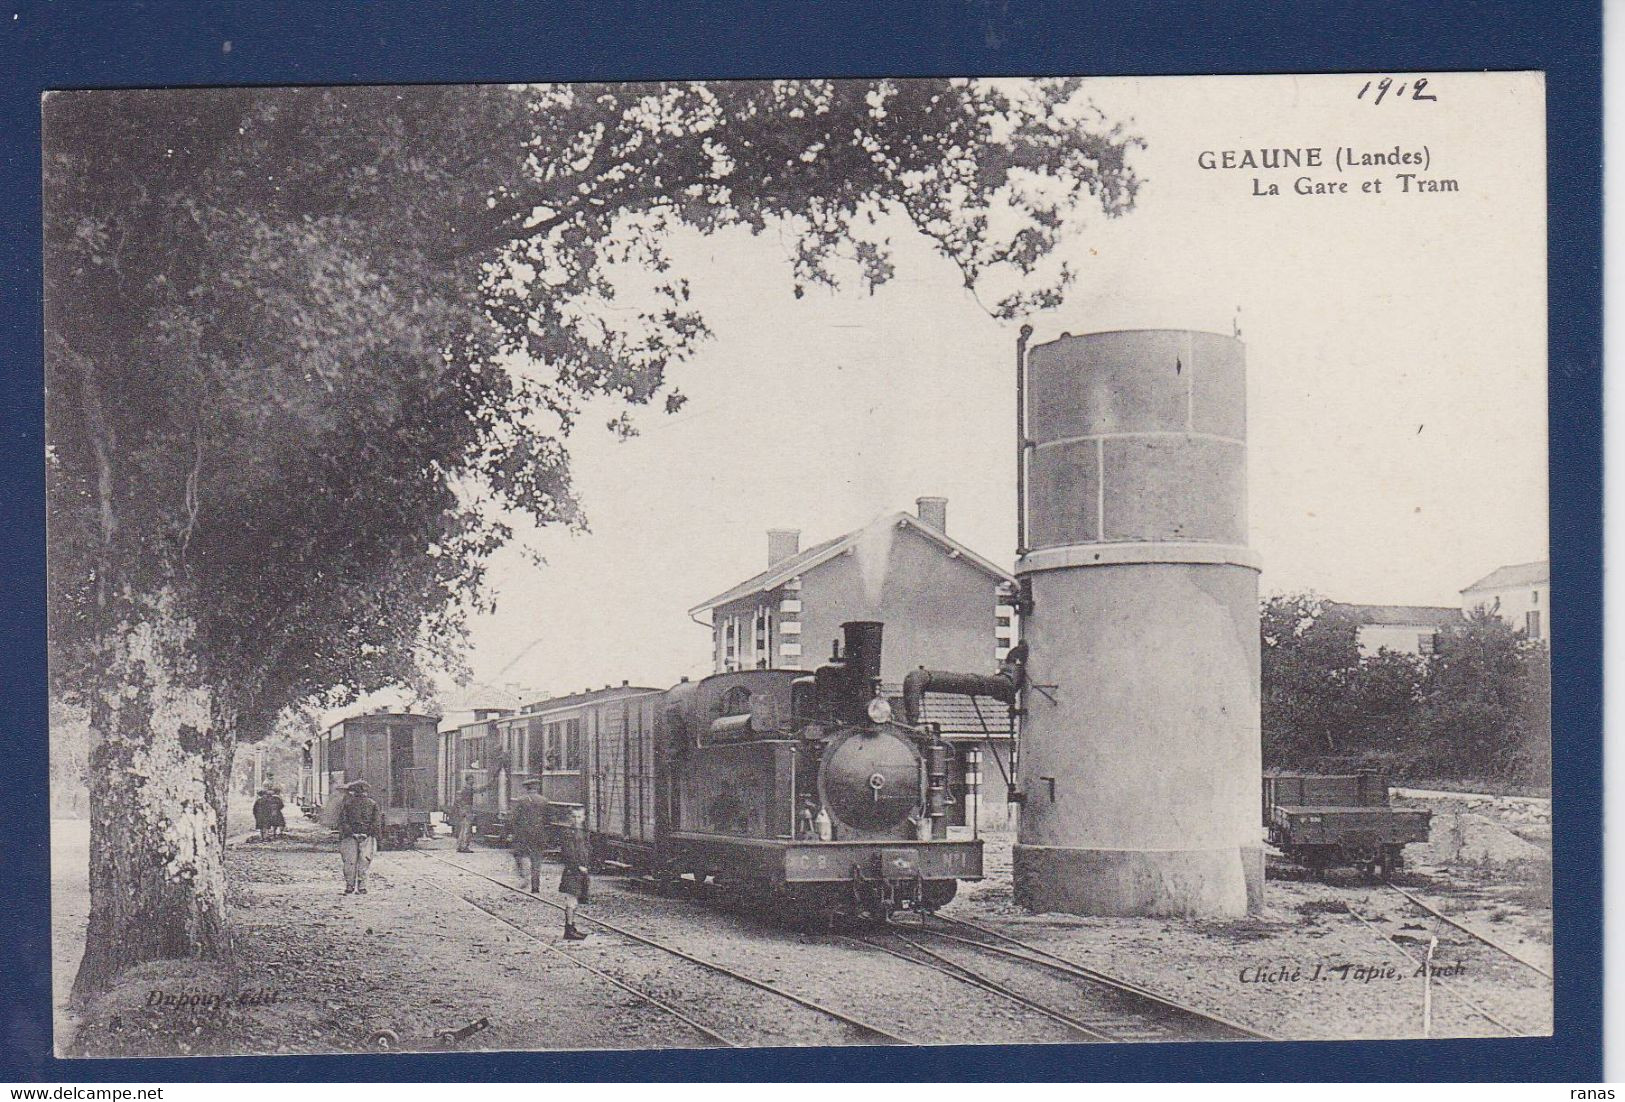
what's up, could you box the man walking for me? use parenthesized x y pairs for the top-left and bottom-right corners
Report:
(266, 786), (287, 839)
(338, 780), (382, 895)
(558, 806), (591, 941)
(253, 788), (276, 842)
(508, 777), (550, 893)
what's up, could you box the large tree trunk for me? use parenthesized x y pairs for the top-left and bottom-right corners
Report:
(72, 597), (237, 997)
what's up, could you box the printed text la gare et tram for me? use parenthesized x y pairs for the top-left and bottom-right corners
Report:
(1197, 146), (1459, 197)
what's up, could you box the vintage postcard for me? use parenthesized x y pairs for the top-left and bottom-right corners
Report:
(44, 71), (1550, 1058)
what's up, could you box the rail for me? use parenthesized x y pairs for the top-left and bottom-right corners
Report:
(417, 850), (920, 1046)
(402, 858), (740, 1048)
(913, 913), (1273, 1042)
(848, 932), (1114, 1041)
(1383, 880), (1553, 980)
(1342, 901), (1519, 1036)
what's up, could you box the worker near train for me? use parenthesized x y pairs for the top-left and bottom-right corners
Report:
(558, 806), (590, 941)
(449, 779), (486, 853)
(337, 780), (382, 895)
(508, 777), (551, 894)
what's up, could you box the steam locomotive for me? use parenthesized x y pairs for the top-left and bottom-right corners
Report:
(441, 621), (1009, 918)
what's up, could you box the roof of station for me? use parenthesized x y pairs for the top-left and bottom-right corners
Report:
(689, 511), (1014, 617)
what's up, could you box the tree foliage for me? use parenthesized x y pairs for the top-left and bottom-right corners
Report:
(44, 80), (1142, 990)
(46, 80), (1141, 726)
(1261, 594), (1549, 786)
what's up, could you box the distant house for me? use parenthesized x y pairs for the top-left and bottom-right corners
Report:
(1461, 560), (1550, 642)
(434, 682), (527, 733)
(689, 497), (1019, 829)
(1331, 603), (1462, 658)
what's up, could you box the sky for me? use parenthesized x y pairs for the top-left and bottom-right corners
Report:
(424, 72), (1548, 705)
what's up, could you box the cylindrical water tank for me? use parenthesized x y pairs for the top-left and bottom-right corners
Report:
(1013, 329), (1263, 917)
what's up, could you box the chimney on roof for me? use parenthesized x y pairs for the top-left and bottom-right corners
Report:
(768, 528), (801, 566)
(916, 496), (948, 533)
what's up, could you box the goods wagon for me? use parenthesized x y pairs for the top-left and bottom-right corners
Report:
(1264, 770), (1432, 880)
(314, 712), (439, 848)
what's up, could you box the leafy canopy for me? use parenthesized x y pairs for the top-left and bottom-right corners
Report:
(1261, 594), (1549, 785)
(45, 80), (1142, 724)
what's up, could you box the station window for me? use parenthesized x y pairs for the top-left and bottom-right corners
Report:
(1526, 610), (1541, 639)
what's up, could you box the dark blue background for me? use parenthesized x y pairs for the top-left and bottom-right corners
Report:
(0, 0), (1601, 1083)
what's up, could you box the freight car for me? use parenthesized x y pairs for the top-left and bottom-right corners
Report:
(588, 621), (990, 920)
(439, 686), (659, 844)
(313, 711), (440, 848)
(1263, 771), (1431, 880)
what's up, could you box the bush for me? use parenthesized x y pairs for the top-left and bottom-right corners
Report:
(1261, 597), (1550, 787)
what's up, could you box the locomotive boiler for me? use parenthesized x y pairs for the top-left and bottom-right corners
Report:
(590, 621), (984, 919)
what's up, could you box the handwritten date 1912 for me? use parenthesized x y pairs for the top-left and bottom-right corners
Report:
(1357, 77), (1438, 104)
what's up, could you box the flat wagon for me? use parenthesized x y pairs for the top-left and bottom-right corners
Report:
(1263, 770), (1432, 880)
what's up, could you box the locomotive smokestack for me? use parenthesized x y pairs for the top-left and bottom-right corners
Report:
(841, 621), (884, 693)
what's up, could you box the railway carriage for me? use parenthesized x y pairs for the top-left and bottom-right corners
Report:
(439, 686), (660, 844)
(314, 711), (439, 848)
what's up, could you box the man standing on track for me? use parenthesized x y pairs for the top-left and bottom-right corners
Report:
(338, 780), (382, 895)
(508, 776), (550, 893)
(558, 806), (590, 941)
(450, 778), (483, 852)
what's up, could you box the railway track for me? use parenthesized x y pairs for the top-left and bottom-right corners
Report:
(414, 850), (921, 1047)
(1340, 899), (1520, 1036)
(403, 861), (741, 1048)
(883, 913), (1272, 1043)
(850, 931), (1122, 1041)
(1381, 881), (1553, 980)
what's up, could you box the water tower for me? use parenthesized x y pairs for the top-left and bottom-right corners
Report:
(1012, 328), (1263, 917)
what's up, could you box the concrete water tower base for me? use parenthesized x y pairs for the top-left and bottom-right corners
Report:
(1013, 843), (1264, 917)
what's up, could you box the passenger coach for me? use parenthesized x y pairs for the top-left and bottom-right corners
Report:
(438, 684), (661, 843)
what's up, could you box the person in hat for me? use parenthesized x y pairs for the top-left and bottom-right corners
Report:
(507, 776), (551, 893)
(266, 786), (287, 839)
(337, 780), (382, 894)
(557, 805), (591, 941)
(252, 788), (276, 842)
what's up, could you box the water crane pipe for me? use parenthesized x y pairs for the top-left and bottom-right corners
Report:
(900, 669), (1018, 728)
(1016, 324), (1034, 556)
